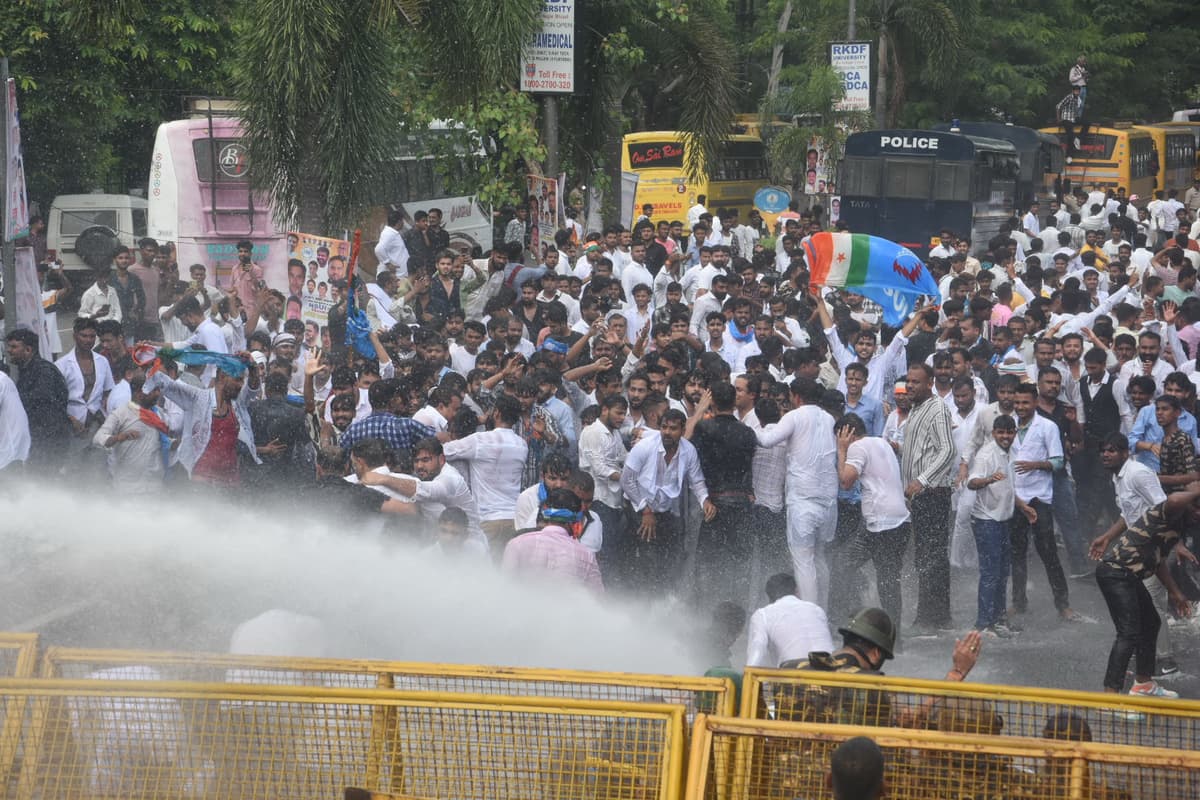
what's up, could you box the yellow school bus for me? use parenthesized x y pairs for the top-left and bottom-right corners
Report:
(621, 131), (767, 226)
(1156, 120), (1200, 181)
(1039, 124), (1156, 200)
(1133, 124), (1197, 194)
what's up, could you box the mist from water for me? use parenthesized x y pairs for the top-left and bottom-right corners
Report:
(1, 481), (704, 674)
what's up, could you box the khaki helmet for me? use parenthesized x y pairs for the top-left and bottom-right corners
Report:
(838, 607), (896, 660)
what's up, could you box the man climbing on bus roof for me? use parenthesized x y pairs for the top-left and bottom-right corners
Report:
(1057, 86), (1084, 152)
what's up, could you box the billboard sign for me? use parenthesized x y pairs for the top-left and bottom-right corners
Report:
(520, 0), (575, 93)
(830, 41), (871, 112)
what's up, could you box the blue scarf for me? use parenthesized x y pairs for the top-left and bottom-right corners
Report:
(727, 319), (754, 344)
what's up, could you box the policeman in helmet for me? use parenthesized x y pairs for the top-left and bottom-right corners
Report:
(782, 607), (983, 681)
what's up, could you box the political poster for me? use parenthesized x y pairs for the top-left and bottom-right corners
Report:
(287, 231), (351, 329)
(13, 247), (51, 357)
(802, 136), (835, 195)
(526, 175), (560, 258)
(829, 42), (871, 113)
(520, 0), (575, 93)
(4, 78), (29, 240)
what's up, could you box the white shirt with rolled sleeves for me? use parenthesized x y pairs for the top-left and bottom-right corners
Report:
(745, 595), (834, 668)
(578, 419), (628, 510)
(824, 326), (909, 403)
(441, 428), (527, 522)
(620, 431), (708, 515)
(56, 349), (114, 423)
(968, 440), (1016, 521)
(93, 402), (166, 494)
(1113, 458), (1167, 525)
(374, 224), (410, 277)
(1011, 414), (1061, 504)
(409, 463), (489, 556)
(756, 405), (839, 504)
(144, 370), (260, 476)
(844, 436), (910, 532)
(77, 283), (122, 322)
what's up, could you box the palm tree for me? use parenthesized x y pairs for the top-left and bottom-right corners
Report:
(563, 0), (741, 220)
(865, 0), (968, 127)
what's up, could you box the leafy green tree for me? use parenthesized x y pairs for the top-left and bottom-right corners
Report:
(1, 0), (234, 204)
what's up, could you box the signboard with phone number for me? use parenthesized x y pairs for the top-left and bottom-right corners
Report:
(520, 1), (575, 94)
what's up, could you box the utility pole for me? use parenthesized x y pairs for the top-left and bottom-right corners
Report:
(1, 57), (15, 343)
(848, 0), (856, 39)
(544, 95), (559, 178)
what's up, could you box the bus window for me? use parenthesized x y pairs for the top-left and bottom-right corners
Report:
(193, 139), (250, 183)
(1131, 137), (1155, 179)
(884, 158), (933, 199)
(933, 162), (971, 202)
(1166, 135), (1194, 170)
(840, 157), (881, 195)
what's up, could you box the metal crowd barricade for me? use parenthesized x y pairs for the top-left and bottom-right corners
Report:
(0, 633), (38, 790)
(39, 646), (735, 721)
(741, 667), (1200, 751)
(3, 678), (686, 800)
(686, 714), (1200, 800)
(36, 647), (730, 797)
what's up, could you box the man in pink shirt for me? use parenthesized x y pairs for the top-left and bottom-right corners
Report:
(502, 488), (604, 592)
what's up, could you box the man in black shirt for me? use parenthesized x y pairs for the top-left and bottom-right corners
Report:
(5, 328), (69, 473)
(690, 380), (758, 608)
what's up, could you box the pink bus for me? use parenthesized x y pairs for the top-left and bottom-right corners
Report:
(147, 114), (286, 292)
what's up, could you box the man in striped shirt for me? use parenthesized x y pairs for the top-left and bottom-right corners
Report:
(901, 363), (958, 635)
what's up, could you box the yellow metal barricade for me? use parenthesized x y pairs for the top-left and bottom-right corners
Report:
(686, 714), (1200, 800)
(741, 667), (1200, 750)
(0, 634), (38, 679)
(0, 633), (37, 790)
(3, 678), (686, 800)
(40, 646), (735, 720)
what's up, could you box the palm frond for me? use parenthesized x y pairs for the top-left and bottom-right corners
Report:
(417, 0), (543, 105)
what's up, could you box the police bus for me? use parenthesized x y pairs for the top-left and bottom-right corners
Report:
(838, 129), (1019, 257)
(932, 121), (1064, 209)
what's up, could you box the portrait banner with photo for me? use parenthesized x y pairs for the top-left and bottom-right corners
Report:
(287, 231), (351, 328)
(526, 175), (559, 257)
(802, 135), (836, 196)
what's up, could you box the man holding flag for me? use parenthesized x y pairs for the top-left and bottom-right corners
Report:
(805, 232), (941, 403)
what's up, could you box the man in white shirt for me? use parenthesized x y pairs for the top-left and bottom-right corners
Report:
(356, 437), (490, 557)
(620, 409), (710, 592)
(1022, 202), (1041, 237)
(687, 195), (709, 229)
(620, 242), (655, 304)
(831, 411), (911, 630)
(745, 573), (833, 668)
(411, 386), (460, 432)
(579, 394), (629, 583)
(77, 268), (122, 322)
(1009, 383), (1079, 622)
(1159, 190), (1184, 246)
(756, 379), (839, 605)
(56, 317), (114, 468)
(442, 393), (528, 559)
(168, 296), (230, 386)
(966, 414), (1029, 635)
(93, 368), (168, 494)
(449, 321), (486, 375)
(374, 209), (410, 277)
(0, 370), (30, 472)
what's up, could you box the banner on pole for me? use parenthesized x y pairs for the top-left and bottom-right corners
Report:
(525, 175), (559, 257)
(14, 247), (51, 357)
(520, 1), (575, 93)
(829, 42), (871, 112)
(4, 78), (29, 240)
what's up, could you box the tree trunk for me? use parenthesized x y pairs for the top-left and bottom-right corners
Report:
(874, 26), (889, 129)
(766, 0), (794, 99)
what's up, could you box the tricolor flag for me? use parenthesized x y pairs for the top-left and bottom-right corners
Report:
(802, 232), (941, 325)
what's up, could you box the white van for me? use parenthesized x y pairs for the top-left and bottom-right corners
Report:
(47, 194), (148, 278)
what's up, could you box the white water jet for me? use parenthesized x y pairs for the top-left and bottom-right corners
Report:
(0, 482), (703, 674)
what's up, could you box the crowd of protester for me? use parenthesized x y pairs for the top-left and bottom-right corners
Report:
(4, 185), (1200, 697)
